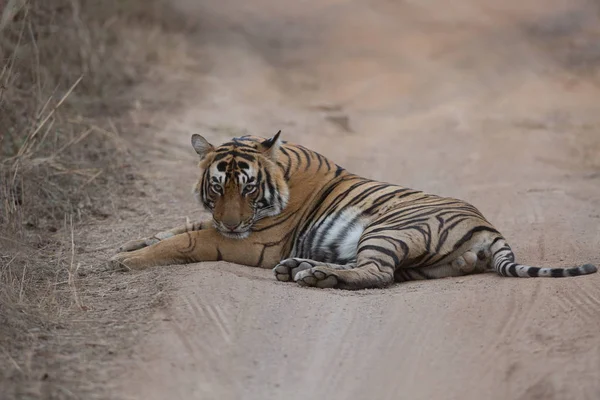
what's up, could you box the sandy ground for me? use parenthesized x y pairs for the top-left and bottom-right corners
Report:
(81, 0), (600, 399)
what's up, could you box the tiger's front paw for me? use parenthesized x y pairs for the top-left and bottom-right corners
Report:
(109, 251), (151, 271)
(273, 258), (318, 282)
(295, 266), (339, 288)
(118, 237), (160, 252)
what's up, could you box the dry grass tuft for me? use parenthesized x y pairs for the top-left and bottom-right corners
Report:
(0, 0), (190, 397)
(0, 0), (180, 230)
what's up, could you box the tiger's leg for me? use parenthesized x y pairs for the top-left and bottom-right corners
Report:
(290, 233), (402, 290)
(291, 247), (492, 288)
(284, 227), (493, 289)
(109, 227), (271, 271)
(119, 218), (212, 252)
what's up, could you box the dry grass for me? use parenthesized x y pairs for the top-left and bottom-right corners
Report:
(0, 0), (189, 397)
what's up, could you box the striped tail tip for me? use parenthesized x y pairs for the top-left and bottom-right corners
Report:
(491, 239), (597, 278)
(496, 262), (598, 278)
(576, 264), (598, 275)
(552, 263), (598, 277)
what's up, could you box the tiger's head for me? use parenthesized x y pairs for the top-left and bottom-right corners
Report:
(191, 131), (289, 239)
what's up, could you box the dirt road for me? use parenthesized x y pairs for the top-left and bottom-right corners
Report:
(107, 0), (600, 398)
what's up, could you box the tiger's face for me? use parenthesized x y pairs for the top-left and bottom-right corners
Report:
(191, 131), (289, 239)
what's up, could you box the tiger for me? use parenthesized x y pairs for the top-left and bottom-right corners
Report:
(109, 131), (597, 290)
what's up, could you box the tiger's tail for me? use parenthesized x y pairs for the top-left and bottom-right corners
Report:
(490, 238), (597, 278)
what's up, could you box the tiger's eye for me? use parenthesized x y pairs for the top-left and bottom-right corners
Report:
(211, 184), (222, 194)
(243, 184), (256, 195)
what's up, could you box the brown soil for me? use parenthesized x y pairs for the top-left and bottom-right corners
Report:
(7, 0), (600, 398)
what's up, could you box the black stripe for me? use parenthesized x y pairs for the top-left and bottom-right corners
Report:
(363, 189), (413, 214)
(369, 256), (395, 269)
(288, 148), (302, 165)
(318, 180), (372, 217)
(256, 246), (266, 267)
(404, 224), (432, 251)
(490, 237), (504, 247)
(492, 245), (511, 256)
(452, 226), (499, 251)
(551, 268), (564, 277)
(214, 151), (257, 162)
(435, 217), (470, 252)
(410, 268), (432, 280)
(436, 215), (445, 232)
(359, 244), (401, 267)
(279, 147), (293, 180)
(365, 197), (456, 225)
(347, 184), (392, 207)
(262, 167), (275, 201)
(216, 145), (258, 153)
(297, 146), (313, 171)
(314, 151), (325, 171)
(252, 209), (299, 232)
(360, 235), (409, 254)
(443, 213), (473, 225)
(395, 268), (411, 281)
(231, 141), (255, 148)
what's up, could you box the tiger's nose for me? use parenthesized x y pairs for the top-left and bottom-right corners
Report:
(222, 221), (239, 230)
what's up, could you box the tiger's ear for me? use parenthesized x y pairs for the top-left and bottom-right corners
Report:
(191, 134), (215, 159)
(259, 130), (282, 161)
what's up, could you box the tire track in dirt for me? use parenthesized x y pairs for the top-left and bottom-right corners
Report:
(164, 286), (241, 398)
(477, 280), (542, 380)
(555, 280), (600, 324)
(181, 291), (233, 345)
